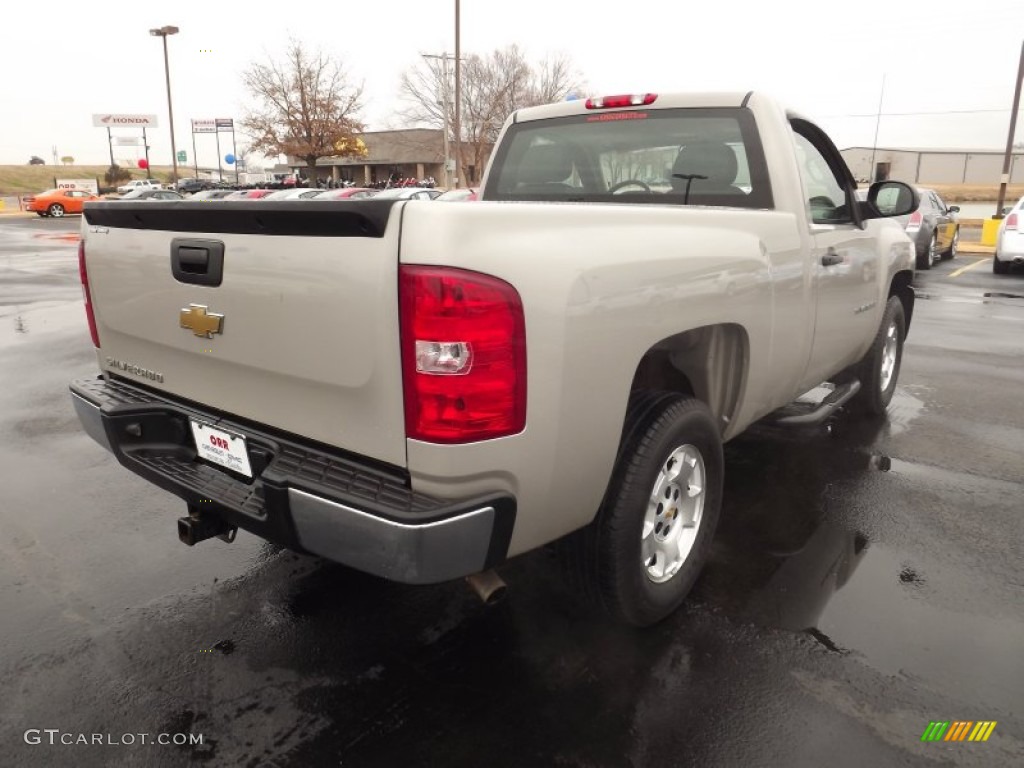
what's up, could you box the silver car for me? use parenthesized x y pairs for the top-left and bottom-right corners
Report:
(994, 195), (1024, 274)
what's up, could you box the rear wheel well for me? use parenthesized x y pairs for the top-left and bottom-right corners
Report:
(627, 324), (748, 434)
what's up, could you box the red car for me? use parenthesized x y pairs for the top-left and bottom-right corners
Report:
(24, 189), (100, 217)
(224, 189), (274, 200)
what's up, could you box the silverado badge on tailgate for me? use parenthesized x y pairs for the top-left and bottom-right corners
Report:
(180, 304), (224, 338)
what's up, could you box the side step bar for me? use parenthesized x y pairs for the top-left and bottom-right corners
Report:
(774, 380), (861, 426)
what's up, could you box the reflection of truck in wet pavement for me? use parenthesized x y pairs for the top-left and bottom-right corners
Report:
(70, 91), (920, 626)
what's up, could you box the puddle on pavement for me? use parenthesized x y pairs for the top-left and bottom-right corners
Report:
(883, 388), (925, 437)
(703, 398), (1019, 712)
(31, 232), (80, 243)
(982, 291), (1024, 302)
(811, 544), (1022, 712)
(916, 290), (1024, 306)
(708, 516), (1021, 712)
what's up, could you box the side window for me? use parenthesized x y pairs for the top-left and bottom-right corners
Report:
(931, 192), (947, 212)
(791, 127), (852, 225)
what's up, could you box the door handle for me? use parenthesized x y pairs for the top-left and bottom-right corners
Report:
(821, 249), (844, 267)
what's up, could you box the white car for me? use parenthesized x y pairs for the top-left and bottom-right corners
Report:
(116, 179), (163, 195)
(994, 196), (1024, 274)
(370, 187), (442, 200)
(260, 188), (323, 200)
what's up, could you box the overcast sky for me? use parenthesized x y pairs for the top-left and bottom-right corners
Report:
(3, 0), (1024, 169)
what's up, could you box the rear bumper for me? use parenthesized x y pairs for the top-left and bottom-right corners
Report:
(995, 250), (1024, 266)
(70, 376), (515, 584)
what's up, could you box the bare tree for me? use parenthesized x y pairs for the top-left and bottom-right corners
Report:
(399, 45), (584, 184)
(241, 41), (365, 182)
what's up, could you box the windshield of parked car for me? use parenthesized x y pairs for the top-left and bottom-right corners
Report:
(485, 107), (772, 208)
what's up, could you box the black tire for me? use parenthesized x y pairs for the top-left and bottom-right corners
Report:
(565, 393), (723, 626)
(47, 203), (65, 218)
(993, 255), (1010, 275)
(916, 234), (935, 270)
(849, 295), (906, 417)
(943, 227), (958, 260)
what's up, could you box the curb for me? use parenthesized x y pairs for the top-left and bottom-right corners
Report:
(958, 246), (995, 256)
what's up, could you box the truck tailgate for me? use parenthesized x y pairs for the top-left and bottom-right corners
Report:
(81, 201), (408, 468)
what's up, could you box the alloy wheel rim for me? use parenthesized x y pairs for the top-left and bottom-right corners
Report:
(880, 320), (899, 391)
(642, 444), (706, 584)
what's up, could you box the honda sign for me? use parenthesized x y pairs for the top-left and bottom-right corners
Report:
(92, 113), (159, 127)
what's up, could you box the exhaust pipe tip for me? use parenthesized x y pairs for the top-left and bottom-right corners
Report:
(465, 570), (507, 605)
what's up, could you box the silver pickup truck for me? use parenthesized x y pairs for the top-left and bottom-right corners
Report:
(70, 91), (918, 625)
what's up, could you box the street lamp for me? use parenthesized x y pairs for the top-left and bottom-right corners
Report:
(423, 53), (454, 189)
(149, 25), (180, 183)
(454, 0), (461, 189)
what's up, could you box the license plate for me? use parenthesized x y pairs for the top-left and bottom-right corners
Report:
(190, 421), (253, 478)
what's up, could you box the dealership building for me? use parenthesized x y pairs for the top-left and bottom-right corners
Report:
(841, 146), (1024, 185)
(286, 129), (487, 187)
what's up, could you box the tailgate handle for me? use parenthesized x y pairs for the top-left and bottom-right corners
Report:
(171, 238), (224, 287)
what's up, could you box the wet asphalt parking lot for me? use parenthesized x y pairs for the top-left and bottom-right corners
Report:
(0, 214), (1021, 767)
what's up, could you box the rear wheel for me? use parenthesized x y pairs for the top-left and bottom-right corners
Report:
(47, 203), (65, 218)
(916, 234), (936, 270)
(943, 228), (959, 260)
(565, 394), (723, 626)
(848, 295), (905, 417)
(993, 255), (1010, 274)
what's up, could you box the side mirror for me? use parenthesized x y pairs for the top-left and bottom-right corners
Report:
(865, 180), (919, 218)
(948, 205), (960, 214)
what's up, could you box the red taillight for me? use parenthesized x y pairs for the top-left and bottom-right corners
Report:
(585, 93), (657, 109)
(78, 240), (99, 347)
(1007, 212), (1018, 230)
(399, 266), (526, 443)
(906, 210), (923, 231)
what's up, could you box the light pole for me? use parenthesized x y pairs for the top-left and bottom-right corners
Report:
(996, 40), (1024, 218)
(454, 0), (461, 189)
(423, 53), (453, 188)
(149, 25), (180, 183)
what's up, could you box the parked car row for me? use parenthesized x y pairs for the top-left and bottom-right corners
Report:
(180, 186), (480, 202)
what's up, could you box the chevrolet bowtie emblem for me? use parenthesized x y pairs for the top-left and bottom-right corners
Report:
(180, 304), (224, 338)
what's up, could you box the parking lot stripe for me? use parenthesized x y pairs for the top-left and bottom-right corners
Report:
(949, 258), (990, 278)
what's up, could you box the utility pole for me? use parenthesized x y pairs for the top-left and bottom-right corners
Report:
(996, 40), (1024, 218)
(868, 73), (886, 184)
(143, 128), (152, 178)
(423, 53), (453, 189)
(454, 0), (462, 189)
(150, 26), (180, 183)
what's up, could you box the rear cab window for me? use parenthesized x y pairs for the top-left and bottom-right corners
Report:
(485, 107), (773, 209)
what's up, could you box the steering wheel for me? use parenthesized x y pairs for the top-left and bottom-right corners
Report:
(608, 179), (652, 194)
